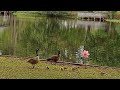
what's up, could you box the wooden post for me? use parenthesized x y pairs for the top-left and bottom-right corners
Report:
(103, 18), (104, 21)
(81, 17), (83, 20)
(99, 17), (101, 22)
(94, 18), (95, 21)
(88, 17), (90, 21)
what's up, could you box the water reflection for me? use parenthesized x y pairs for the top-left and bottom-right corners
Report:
(61, 20), (108, 30)
(0, 15), (10, 26)
(1, 16), (120, 67)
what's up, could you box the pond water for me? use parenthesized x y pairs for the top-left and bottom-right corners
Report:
(0, 15), (120, 67)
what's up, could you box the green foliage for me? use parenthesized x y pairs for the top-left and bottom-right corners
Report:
(108, 11), (117, 19)
(18, 18), (85, 61)
(46, 11), (76, 17)
(86, 28), (120, 67)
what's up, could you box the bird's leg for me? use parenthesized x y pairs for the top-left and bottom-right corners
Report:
(33, 64), (35, 69)
(84, 63), (86, 69)
(54, 62), (57, 65)
(51, 62), (56, 65)
(84, 59), (87, 69)
(51, 61), (54, 65)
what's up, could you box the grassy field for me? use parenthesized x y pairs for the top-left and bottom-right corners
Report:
(106, 19), (120, 23)
(0, 56), (120, 79)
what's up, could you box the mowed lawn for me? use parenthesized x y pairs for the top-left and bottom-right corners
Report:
(0, 57), (120, 79)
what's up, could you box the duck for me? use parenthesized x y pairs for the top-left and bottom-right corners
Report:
(72, 67), (79, 71)
(61, 67), (67, 71)
(46, 66), (49, 69)
(27, 48), (39, 69)
(100, 71), (106, 76)
(47, 50), (60, 62)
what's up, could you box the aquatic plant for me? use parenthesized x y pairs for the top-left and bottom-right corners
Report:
(82, 50), (90, 59)
(82, 50), (90, 68)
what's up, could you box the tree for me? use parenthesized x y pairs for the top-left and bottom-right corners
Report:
(108, 11), (117, 19)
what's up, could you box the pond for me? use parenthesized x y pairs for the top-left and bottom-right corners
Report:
(0, 15), (120, 68)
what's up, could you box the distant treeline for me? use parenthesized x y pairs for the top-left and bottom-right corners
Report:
(13, 11), (78, 18)
(13, 11), (120, 19)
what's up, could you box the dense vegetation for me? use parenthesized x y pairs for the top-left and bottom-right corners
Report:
(86, 28), (120, 67)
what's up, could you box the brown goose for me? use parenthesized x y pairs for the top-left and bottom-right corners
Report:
(47, 50), (60, 62)
(27, 48), (39, 68)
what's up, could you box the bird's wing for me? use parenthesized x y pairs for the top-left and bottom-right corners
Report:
(51, 55), (58, 59)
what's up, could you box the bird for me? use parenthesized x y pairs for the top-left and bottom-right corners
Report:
(63, 67), (67, 70)
(47, 50), (60, 62)
(72, 68), (76, 71)
(61, 68), (64, 71)
(72, 67), (79, 71)
(27, 48), (39, 69)
(61, 67), (67, 71)
(100, 72), (106, 76)
(46, 66), (49, 69)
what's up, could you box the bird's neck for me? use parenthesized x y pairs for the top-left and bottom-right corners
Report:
(36, 56), (39, 60)
(36, 50), (39, 56)
(58, 53), (60, 57)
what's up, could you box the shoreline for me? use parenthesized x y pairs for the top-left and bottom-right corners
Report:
(1, 55), (120, 71)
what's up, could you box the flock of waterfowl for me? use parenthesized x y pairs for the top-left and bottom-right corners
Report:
(27, 48), (61, 69)
(0, 48), (81, 71)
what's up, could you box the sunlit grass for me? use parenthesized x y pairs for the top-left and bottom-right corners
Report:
(106, 19), (120, 23)
(13, 12), (46, 20)
(15, 15), (45, 20)
(0, 57), (120, 79)
(13, 11), (77, 20)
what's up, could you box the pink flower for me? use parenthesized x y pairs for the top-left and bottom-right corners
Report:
(82, 50), (90, 59)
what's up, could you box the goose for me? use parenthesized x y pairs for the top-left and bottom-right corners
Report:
(47, 50), (60, 62)
(27, 48), (39, 69)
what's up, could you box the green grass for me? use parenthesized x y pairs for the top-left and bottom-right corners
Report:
(106, 19), (120, 23)
(13, 14), (45, 20)
(0, 56), (120, 79)
(13, 11), (77, 20)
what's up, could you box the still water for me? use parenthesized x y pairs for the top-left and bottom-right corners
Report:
(0, 15), (120, 67)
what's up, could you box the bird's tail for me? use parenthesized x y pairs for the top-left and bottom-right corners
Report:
(47, 58), (52, 61)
